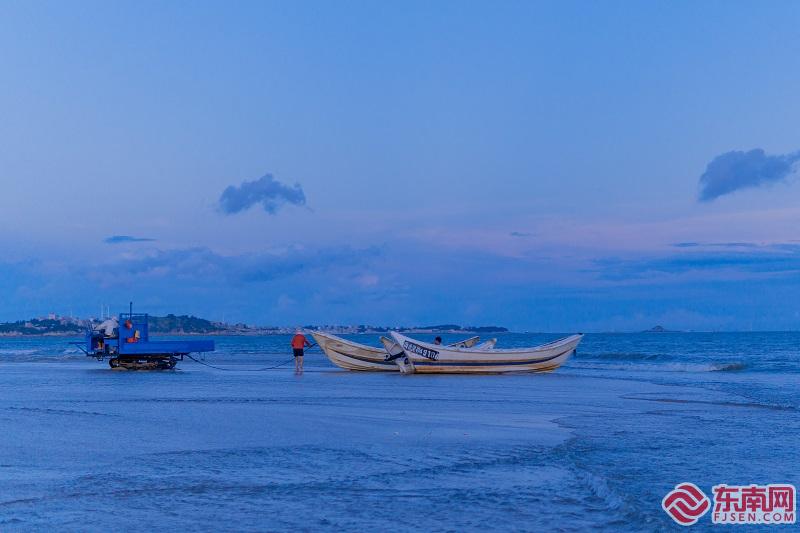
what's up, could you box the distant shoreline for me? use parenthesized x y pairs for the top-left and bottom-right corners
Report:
(1, 330), (792, 338)
(0, 328), (510, 338)
(0, 317), (509, 338)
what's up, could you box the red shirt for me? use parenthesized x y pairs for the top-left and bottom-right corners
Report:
(291, 334), (309, 349)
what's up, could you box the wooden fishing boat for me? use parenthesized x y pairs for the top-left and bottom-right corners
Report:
(311, 331), (485, 371)
(383, 331), (582, 374)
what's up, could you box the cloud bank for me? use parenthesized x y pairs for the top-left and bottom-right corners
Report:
(5, 240), (800, 331)
(698, 149), (800, 202)
(92, 246), (379, 284)
(104, 235), (155, 244)
(671, 242), (758, 249)
(219, 174), (306, 215)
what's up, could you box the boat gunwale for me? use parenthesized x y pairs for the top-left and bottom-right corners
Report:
(389, 332), (583, 356)
(310, 331), (384, 355)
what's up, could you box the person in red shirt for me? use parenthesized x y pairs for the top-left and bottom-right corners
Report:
(291, 329), (311, 373)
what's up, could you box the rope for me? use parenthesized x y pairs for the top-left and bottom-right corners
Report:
(184, 344), (319, 372)
(185, 353), (296, 371)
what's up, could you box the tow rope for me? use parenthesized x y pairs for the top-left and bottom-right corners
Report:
(184, 344), (319, 372)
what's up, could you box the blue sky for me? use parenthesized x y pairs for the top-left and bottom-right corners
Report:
(2, 1), (800, 330)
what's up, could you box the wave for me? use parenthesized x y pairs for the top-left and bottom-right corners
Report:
(572, 361), (747, 373)
(582, 351), (745, 363)
(621, 394), (798, 412)
(0, 349), (39, 356)
(0, 348), (86, 362)
(584, 351), (666, 361)
(710, 362), (747, 372)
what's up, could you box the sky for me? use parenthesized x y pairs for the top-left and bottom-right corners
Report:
(2, 0), (800, 331)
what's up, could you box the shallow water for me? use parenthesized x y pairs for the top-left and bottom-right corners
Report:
(0, 333), (798, 531)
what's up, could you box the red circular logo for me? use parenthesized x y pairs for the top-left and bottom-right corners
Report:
(662, 483), (711, 526)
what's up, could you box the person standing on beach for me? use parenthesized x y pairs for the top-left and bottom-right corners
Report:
(291, 329), (311, 373)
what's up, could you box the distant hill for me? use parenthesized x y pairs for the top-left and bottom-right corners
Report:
(147, 314), (222, 334)
(396, 324), (509, 333)
(418, 324), (462, 331)
(467, 326), (509, 333)
(0, 318), (84, 336)
(0, 315), (225, 337)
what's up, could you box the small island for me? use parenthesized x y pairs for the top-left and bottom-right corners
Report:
(642, 325), (679, 333)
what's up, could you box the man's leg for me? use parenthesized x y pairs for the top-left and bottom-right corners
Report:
(297, 355), (304, 372)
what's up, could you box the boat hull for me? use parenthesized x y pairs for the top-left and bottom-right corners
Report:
(388, 332), (582, 374)
(311, 332), (397, 371)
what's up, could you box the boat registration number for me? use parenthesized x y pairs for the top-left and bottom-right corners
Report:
(403, 341), (439, 361)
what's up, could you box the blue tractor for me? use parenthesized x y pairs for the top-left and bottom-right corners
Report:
(82, 304), (215, 370)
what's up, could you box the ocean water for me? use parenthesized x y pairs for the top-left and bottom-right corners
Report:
(0, 332), (797, 531)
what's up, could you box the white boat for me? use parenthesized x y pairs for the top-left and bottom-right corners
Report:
(472, 339), (497, 349)
(383, 331), (583, 374)
(310, 331), (485, 372)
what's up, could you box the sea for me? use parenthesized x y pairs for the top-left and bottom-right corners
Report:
(0, 332), (797, 532)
